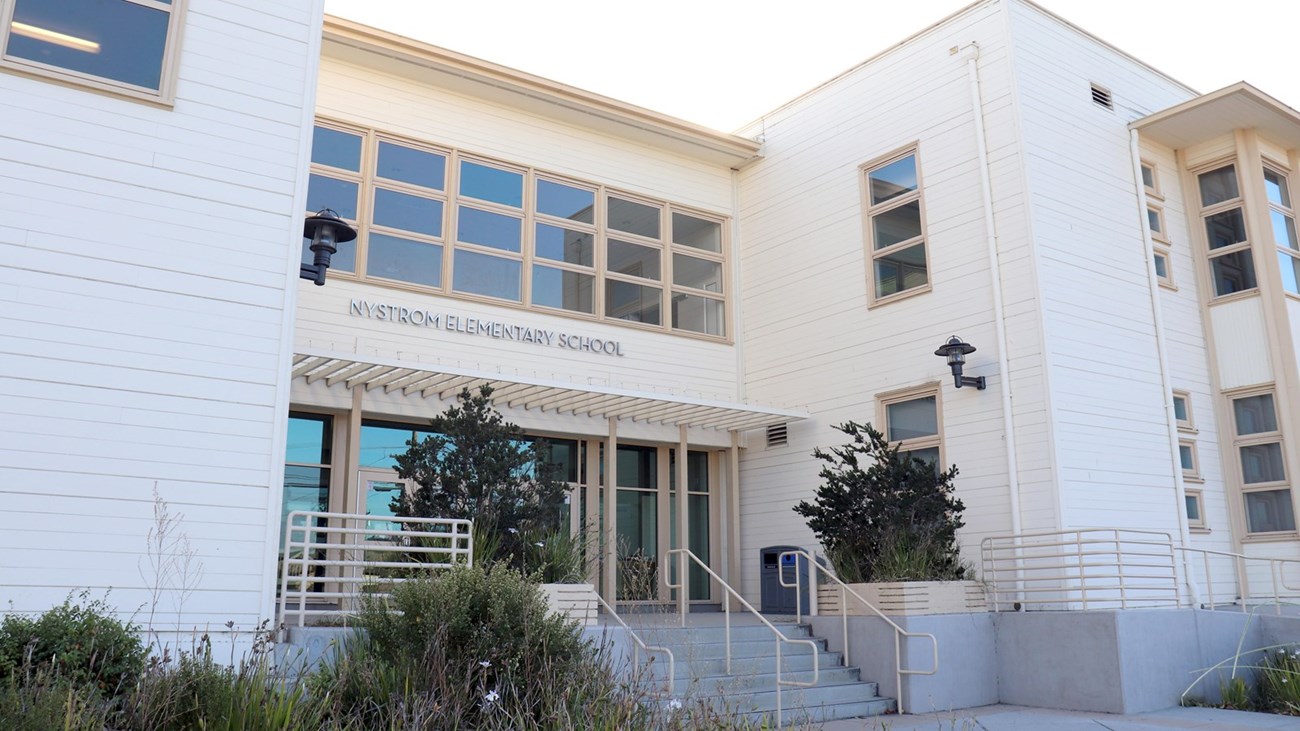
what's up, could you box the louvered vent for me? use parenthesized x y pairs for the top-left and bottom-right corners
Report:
(766, 423), (788, 448)
(1091, 83), (1113, 110)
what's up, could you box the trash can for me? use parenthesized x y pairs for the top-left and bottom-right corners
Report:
(760, 545), (810, 615)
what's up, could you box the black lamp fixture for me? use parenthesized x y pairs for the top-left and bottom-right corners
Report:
(300, 209), (358, 286)
(935, 335), (986, 390)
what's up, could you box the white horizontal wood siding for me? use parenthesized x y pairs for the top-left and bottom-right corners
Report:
(733, 1), (1044, 603)
(0, 0), (321, 632)
(1211, 298), (1275, 389)
(1008, 0), (1196, 534)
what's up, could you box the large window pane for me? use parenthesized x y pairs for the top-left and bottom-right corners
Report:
(360, 423), (435, 470)
(688, 493), (711, 600)
(668, 450), (710, 492)
(901, 446), (940, 467)
(367, 233), (442, 288)
(673, 254), (722, 291)
(875, 242), (928, 296)
(9, 0), (170, 90)
(615, 489), (657, 600)
(873, 201), (922, 249)
(608, 197), (661, 239)
(1280, 252), (1300, 295)
(869, 155), (918, 205)
(616, 445), (657, 488)
(1210, 250), (1256, 296)
(1245, 490), (1296, 533)
(1234, 394), (1278, 435)
(377, 142), (445, 190)
(306, 175), (358, 220)
(535, 224), (593, 266)
(531, 265), (593, 314)
(312, 127), (362, 172)
(459, 161), (522, 207)
(887, 397), (938, 441)
(606, 280), (661, 325)
(672, 213), (722, 253)
(608, 239), (661, 280)
(286, 414), (331, 465)
(452, 250), (520, 301)
(457, 206), (520, 252)
(374, 188), (443, 237)
(1271, 210), (1297, 249)
(672, 294), (725, 336)
(1241, 443), (1286, 484)
(1205, 209), (1247, 250)
(1199, 165), (1239, 206)
(536, 179), (594, 223)
(1265, 168), (1291, 207)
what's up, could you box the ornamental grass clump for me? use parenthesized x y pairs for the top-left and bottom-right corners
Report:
(794, 421), (968, 584)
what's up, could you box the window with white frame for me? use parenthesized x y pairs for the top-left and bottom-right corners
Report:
(881, 388), (941, 468)
(864, 150), (929, 303)
(1141, 161), (1161, 199)
(0, 0), (184, 100)
(1185, 490), (1206, 529)
(1173, 390), (1195, 433)
(1231, 390), (1295, 534)
(1264, 165), (1300, 295)
(305, 122), (729, 339)
(1179, 439), (1202, 482)
(1197, 164), (1258, 298)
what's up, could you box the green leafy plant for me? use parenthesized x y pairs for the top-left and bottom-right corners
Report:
(521, 526), (593, 584)
(392, 385), (569, 569)
(794, 421), (967, 584)
(0, 592), (146, 695)
(1259, 646), (1300, 715)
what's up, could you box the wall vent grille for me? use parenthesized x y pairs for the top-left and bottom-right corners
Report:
(1091, 83), (1113, 110)
(766, 423), (788, 448)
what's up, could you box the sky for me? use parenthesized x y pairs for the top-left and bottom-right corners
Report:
(321, 0), (1300, 133)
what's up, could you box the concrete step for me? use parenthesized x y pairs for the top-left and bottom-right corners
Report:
(737, 681), (891, 713)
(676, 667), (871, 694)
(638, 636), (827, 661)
(617, 623), (811, 644)
(740, 696), (897, 725)
(642, 650), (844, 680)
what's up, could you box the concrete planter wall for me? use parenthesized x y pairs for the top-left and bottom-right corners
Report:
(817, 580), (986, 616)
(541, 582), (598, 626)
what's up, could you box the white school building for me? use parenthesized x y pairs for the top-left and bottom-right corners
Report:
(3, 0), (1300, 668)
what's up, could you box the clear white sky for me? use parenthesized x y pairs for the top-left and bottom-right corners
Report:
(322, 0), (1300, 133)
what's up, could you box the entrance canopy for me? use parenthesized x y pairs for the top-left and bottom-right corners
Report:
(292, 349), (807, 432)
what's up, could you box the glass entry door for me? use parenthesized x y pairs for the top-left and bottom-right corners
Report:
(356, 469), (410, 536)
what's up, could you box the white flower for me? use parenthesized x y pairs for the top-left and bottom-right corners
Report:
(535, 541), (545, 547)
(479, 660), (491, 668)
(484, 689), (500, 703)
(507, 528), (518, 534)
(667, 699), (683, 711)
(1283, 678), (1289, 684)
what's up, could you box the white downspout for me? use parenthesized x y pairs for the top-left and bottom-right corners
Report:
(1128, 129), (1201, 606)
(960, 43), (1022, 536)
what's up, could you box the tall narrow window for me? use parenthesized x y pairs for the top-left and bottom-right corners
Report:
(1197, 164), (1257, 298)
(880, 387), (941, 468)
(1, 0), (185, 100)
(864, 150), (929, 303)
(1231, 390), (1295, 534)
(1264, 166), (1300, 295)
(306, 124), (366, 274)
(282, 413), (333, 574)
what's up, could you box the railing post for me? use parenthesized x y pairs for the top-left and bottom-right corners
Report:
(841, 585), (848, 668)
(1273, 560), (1282, 616)
(1115, 530), (1128, 610)
(679, 549), (688, 628)
(1203, 551), (1213, 610)
(895, 631), (904, 715)
(776, 640), (783, 729)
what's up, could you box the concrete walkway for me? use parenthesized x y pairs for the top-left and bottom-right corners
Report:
(820, 704), (1300, 730)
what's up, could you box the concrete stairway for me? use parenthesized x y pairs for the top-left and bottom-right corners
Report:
(629, 620), (896, 724)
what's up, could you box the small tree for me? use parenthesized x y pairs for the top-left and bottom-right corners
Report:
(793, 421), (967, 583)
(393, 384), (568, 567)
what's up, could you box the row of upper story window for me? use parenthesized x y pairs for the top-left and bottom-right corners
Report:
(1141, 159), (1299, 299)
(306, 122), (730, 339)
(0, 0), (182, 102)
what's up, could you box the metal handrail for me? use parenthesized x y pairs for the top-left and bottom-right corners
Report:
(278, 510), (473, 628)
(591, 591), (675, 696)
(664, 548), (818, 728)
(777, 549), (939, 715)
(980, 527), (1300, 614)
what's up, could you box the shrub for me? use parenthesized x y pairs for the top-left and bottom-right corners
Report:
(1259, 646), (1300, 715)
(794, 421), (967, 583)
(0, 593), (146, 695)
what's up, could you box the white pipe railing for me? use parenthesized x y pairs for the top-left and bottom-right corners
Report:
(777, 549), (938, 715)
(278, 510), (472, 628)
(664, 548), (818, 728)
(591, 591), (675, 696)
(981, 527), (1300, 614)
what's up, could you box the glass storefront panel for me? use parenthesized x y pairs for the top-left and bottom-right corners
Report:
(616, 489), (658, 600)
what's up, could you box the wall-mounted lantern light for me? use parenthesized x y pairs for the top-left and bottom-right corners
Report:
(934, 335), (986, 390)
(300, 209), (357, 286)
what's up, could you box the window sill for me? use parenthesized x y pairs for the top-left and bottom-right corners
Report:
(1189, 527), (1211, 534)
(868, 284), (932, 310)
(1208, 288), (1260, 307)
(0, 57), (175, 109)
(1242, 532), (1300, 543)
(1158, 280), (1179, 292)
(1183, 476), (1205, 484)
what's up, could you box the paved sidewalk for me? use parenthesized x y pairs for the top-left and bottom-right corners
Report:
(820, 704), (1300, 730)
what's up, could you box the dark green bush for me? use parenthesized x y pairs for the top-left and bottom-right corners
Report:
(0, 593), (146, 694)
